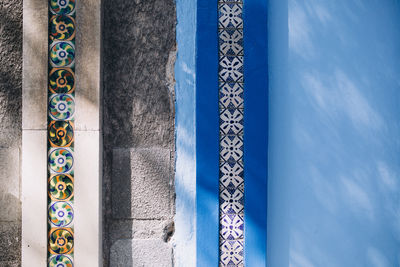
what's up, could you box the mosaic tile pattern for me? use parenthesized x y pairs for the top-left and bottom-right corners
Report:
(48, 0), (75, 265)
(218, 1), (244, 266)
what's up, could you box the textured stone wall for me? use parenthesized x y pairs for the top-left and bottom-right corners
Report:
(102, 0), (176, 266)
(0, 0), (22, 266)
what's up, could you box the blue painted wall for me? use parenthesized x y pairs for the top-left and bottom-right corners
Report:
(268, 0), (400, 266)
(174, 0), (197, 265)
(243, 0), (268, 266)
(196, 1), (220, 266)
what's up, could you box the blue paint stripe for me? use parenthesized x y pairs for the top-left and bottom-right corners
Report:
(196, 0), (220, 266)
(243, 0), (269, 266)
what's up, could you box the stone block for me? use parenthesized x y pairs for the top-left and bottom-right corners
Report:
(109, 219), (175, 244)
(112, 147), (172, 219)
(0, 222), (21, 263)
(102, 1), (176, 265)
(75, 0), (101, 131)
(74, 130), (101, 266)
(102, 0), (176, 149)
(0, 261), (20, 267)
(22, 0), (48, 130)
(21, 130), (47, 266)
(110, 239), (172, 267)
(0, 148), (20, 222)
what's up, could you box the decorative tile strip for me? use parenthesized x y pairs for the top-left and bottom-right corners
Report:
(218, 0), (244, 266)
(48, 0), (76, 266)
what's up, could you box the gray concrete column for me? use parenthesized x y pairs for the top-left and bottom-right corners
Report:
(102, 1), (176, 266)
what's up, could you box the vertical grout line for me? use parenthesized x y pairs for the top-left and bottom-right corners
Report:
(99, 0), (105, 261)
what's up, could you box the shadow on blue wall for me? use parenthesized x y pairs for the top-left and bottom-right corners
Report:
(268, 0), (400, 266)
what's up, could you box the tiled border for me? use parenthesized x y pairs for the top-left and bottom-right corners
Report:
(218, 1), (245, 266)
(48, 0), (76, 265)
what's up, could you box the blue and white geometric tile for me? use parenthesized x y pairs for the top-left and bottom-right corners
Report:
(218, 3), (243, 28)
(220, 135), (243, 162)
(220, 108), (244, 136)
(220, 160), (244, 188)
(220, 188), (244, 214)
(219, 82), (244, 109)
(220, 213), (244, 240)
(219, 28), (243, 55)
(219, 55), (244, 83)
(220, 239), (244, 267)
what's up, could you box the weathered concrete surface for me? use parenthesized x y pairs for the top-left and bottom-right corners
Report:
(0, 148), (20, 222)
(103, 0), (176, 149)
(112, 148), (172, 220)
(110, 239), (173, 267)
(103, 0), (176, 266)
(22, 0), (47, 131)
(75, 0), (101, 131)
(0, 0), (22, 266)
(0, 222), (21, 264)
(0, 0), (22, 144)
(109, 220), (165, 242)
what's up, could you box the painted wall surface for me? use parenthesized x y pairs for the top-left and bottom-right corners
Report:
(268, 0), (400, 266)
(174, 0), (197, 266)
(243, 1), (269, 266)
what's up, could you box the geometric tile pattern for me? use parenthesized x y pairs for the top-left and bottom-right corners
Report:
(219, 1), (244, 266)
(48, 0), (76, 265)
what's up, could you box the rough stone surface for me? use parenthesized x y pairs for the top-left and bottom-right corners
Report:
(112, 148), (172, 219)
(109, 219), (173, 244)
(103, 0), (176, 149)
(0, 261), (19, 267)
(0, 0), (22, 145)
(103, 0), (176, 266)
(0, 0), (22, 266)
(0, 148), (20, 222)
(110, 239), (172, 267)
(0, 222), (21, 264)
